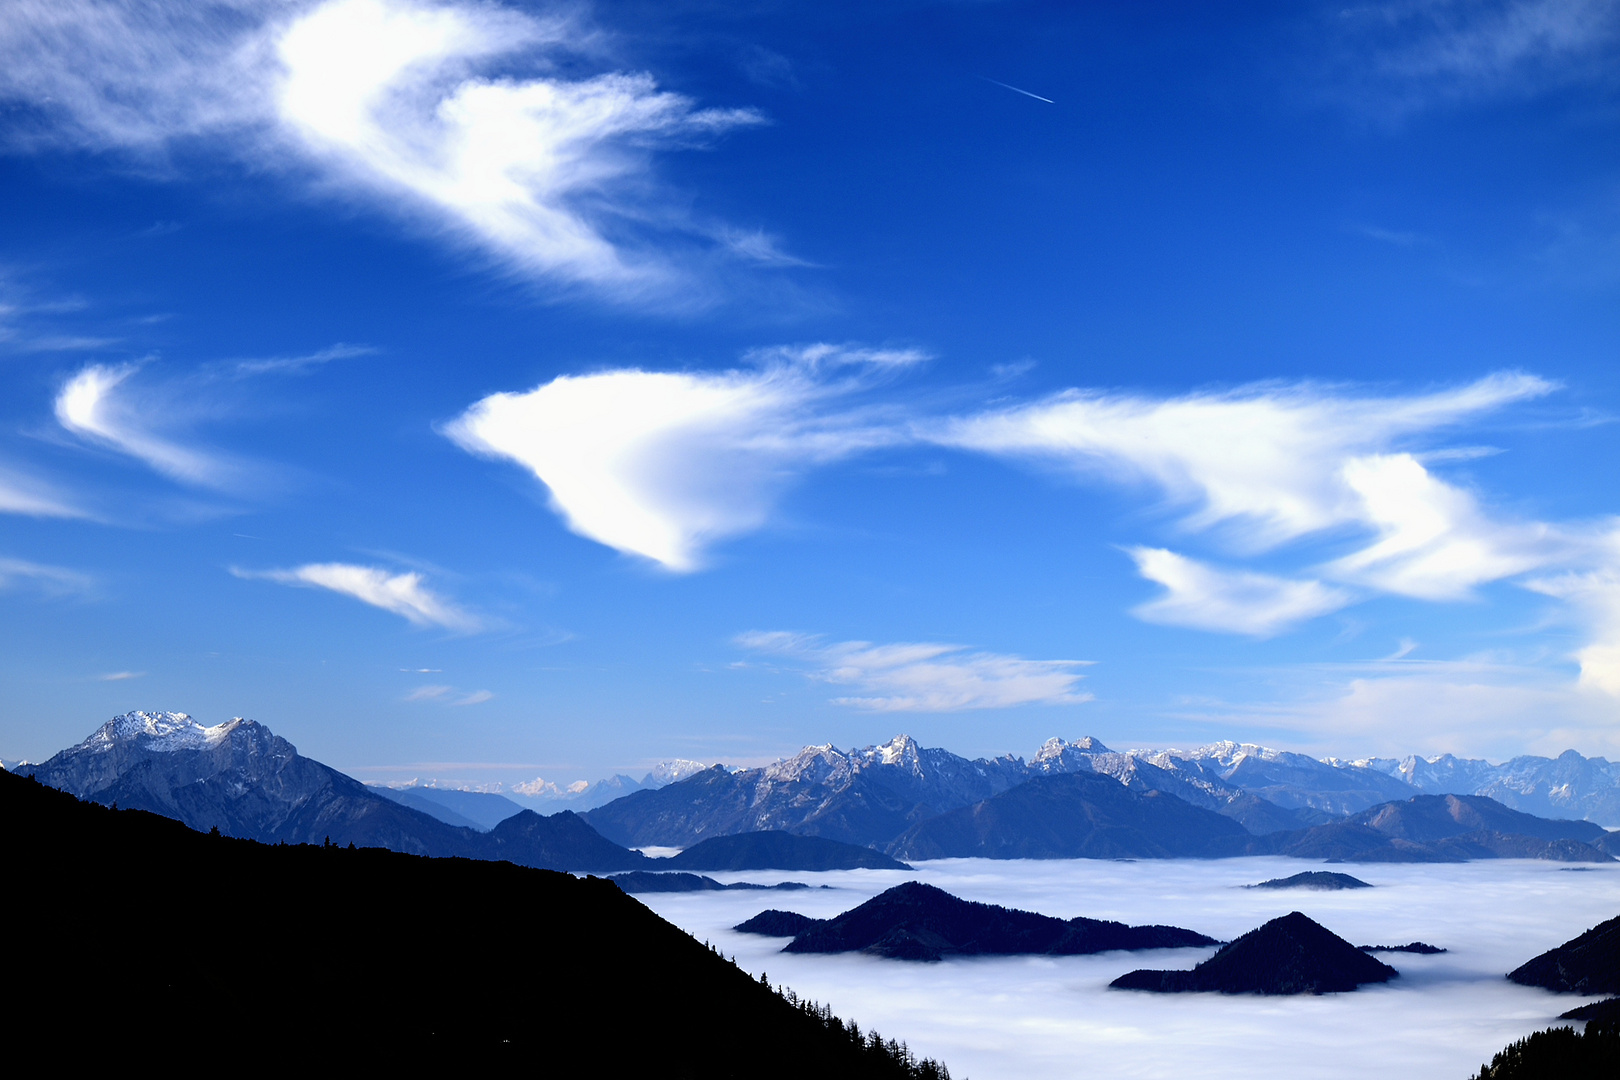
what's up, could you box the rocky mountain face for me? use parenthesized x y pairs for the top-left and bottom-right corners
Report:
(887, 772), (1254, 861)
(20, 711), (479, 854)
(585, 735), (1030, 848)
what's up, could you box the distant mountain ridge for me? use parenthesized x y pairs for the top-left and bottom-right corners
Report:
(19, 711), (648, 872)
(580, 733), (1620, 852)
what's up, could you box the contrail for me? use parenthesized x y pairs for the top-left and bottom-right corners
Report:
(979, 76), (1054, 104)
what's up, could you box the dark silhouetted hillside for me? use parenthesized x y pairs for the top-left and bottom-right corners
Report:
(668, 830), (912, 871)
(2, 769), (949, 1076)
(1471, 1022), (1620, 1078)
(1111, 911), (1397, 994)
(1508, 914), (1620, 994)
(776, 881), (1216, 962)
(887, 773), (1251, 860)
(480, 808), (650, 872)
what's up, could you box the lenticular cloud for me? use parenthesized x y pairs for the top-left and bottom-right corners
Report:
(445, 354), (903, 571)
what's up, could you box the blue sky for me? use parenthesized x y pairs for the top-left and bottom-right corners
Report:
(1, 0), (1618, 786)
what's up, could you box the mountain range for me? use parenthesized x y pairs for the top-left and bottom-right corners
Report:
(583, 733), (1620, 858)
(12, 712), (1618, 869)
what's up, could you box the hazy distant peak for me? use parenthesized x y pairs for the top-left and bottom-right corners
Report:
(1152, 740), (1292, 768)
(645, 759), (709, 786)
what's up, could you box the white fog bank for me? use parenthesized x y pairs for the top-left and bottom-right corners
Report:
(631, 857), (1620, 1080)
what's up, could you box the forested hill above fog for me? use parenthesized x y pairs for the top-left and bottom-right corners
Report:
(0, 768), (951, 1077)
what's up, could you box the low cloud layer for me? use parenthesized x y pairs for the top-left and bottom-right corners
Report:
(637, 857), (1620, 1080)
(234, 561), (482, 631)
(0, 0), (766, 298)
(737, 630), (1092, 712)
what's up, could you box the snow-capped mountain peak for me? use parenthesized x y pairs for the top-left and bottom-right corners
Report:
(84, 711), (243, 754)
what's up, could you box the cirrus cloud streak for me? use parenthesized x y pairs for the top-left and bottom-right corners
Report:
(737, 630), (1092, 712)
(233, 561), (483, 632)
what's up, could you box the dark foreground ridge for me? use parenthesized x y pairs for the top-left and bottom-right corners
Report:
(1470, 1022), (1620, 1078)
(2, 769), (949, 1077)
(609, 870), (818, 894)
(667, 830), (913, 872)
(1111, 911), (1398, 994)
(765, 881), (1216, 962)
(1508, 913), (1620, 994)
(1246, 871), (1372, 890)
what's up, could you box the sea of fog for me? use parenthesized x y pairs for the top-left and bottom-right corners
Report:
(629, 857), (1620, 1080)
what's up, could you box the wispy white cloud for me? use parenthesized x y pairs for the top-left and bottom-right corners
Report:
(446, 345), (914, 571)
(1323, 452), (1575, 600)
(1331, 0), (1620, 113)
(234, 562), (483, 631)
(0, 463), (87, 519)
(1126, 547), (1354, 637)
(55, 363), (254, 490)
(0, 0), (767, 297)
(0, 555), (94, 597)
(932, 373), (1594, 633)
(96, 670), (144, 681)
(736, 630), (1092, 712)
(1526, 564), (1620, 696)
(1189, 654), (1620, 759)
(931, 372), (1551, 549)
(405, 683), (491, 705)
(228, 341), (374, 377)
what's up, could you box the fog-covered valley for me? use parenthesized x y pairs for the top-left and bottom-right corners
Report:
(634, 857), (1620, 1080)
